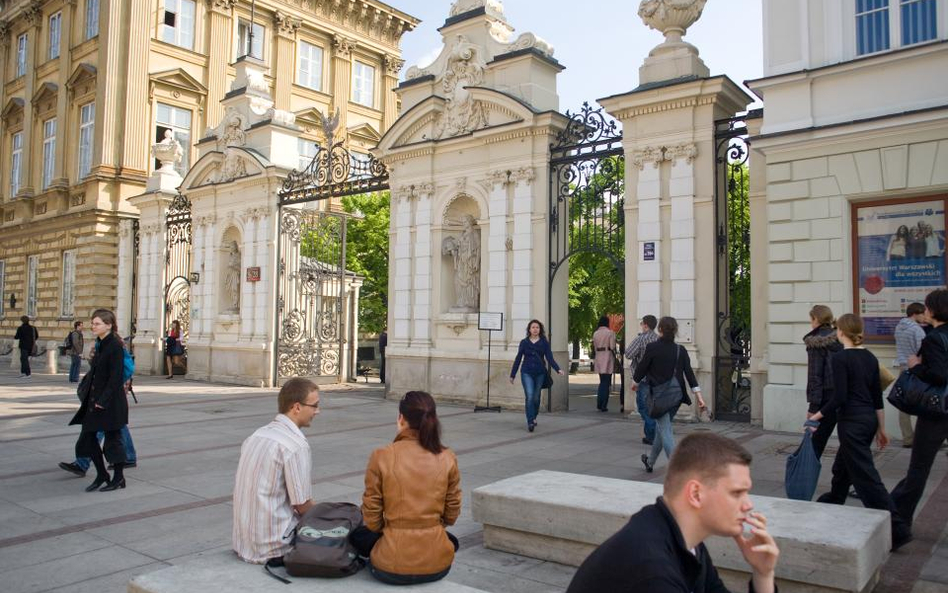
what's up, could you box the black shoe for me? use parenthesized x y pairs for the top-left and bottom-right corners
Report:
(892, 528), (913, 551)
(58, 462), (86, 477)
(641, 454), (653, 473)
(107, 461), (137, 470)
(528, 423), (535, 433)
(85, 475), (110, 492)
(642, 437), (653, 445)
(100, 477), (126, 491)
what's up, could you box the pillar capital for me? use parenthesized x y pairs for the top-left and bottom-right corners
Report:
(332, 35), (355, 59)
(205, 0), (238, 15)
(383, 55), (405, 77)
(273, 11), (301, 39)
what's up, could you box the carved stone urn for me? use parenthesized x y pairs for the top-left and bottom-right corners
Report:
(638, 0), (707, 47)
(152, 130), (183, 173)
(636, 0), (710, 85)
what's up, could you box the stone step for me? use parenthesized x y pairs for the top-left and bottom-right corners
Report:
(472, 470), (890, 593)
(128, 550), (489, 593)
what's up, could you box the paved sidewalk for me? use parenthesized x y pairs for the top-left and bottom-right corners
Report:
(0, 370), (945, 593)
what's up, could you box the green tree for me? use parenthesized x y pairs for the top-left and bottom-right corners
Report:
(341, 191), (390, 334)
(725, 163), (751, 347)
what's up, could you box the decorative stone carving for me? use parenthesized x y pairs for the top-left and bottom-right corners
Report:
(215, 148), (249, 184)
(205, 0), (238, 13)
(332, 35), (354, 59)
(383, 55), (405, 77)
(667, 143), (698, 164)
(487, 169), (509, 188)
(34, 201), (47, 215)
(455, 177), (467, 192)
(223, 240), (241, 313)
(0, 21), (10, 45)
(512, 167), (535, 185)
(631, 146), (666, 170)
(433, 35), (488, 140)
(265, 108), (297, 127)
(507, 32), (555, 58)
(449, 0), (505, 20)
(218, 108), (248, 148)
(273, 11), (302, 37)
(152, 130), (184, 172)
(404, 65), (431, 81)
(23, 1), (43, 26)
(638, 0), (707, 43)
(70, 192), (86, 207)
(441, 214), (481, 312)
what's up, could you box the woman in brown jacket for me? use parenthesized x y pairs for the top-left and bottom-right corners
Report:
(351, 391), (462, 585)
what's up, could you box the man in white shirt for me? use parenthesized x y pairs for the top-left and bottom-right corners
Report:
(233, 378), (320, 564)
(893, 303), (926, 447)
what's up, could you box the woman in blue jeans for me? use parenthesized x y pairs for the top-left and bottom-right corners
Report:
(510, 320), (563, 432)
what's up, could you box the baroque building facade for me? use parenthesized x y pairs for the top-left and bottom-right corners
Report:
(0, 0), (416, 345)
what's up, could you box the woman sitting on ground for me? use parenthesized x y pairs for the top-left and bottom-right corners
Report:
(351, 391), (462, 585)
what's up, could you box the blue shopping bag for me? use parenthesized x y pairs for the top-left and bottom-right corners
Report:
(785, 426), (821, 501)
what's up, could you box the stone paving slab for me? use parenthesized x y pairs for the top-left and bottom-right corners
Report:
(0, 369), (946, 593)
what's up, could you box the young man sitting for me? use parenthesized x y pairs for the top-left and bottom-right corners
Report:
(567, 432), (780, 592)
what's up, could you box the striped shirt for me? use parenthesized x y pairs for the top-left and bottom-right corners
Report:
(233, 414), (312, 564)
(625, 330), (659, 372)
(894, 317), (926, 367)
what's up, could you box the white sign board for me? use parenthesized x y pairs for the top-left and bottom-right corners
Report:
(478, 312), (504, 332)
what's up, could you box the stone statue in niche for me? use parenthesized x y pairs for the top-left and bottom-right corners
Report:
(441, 214), (481, 312)
(223, 240), (241, 314)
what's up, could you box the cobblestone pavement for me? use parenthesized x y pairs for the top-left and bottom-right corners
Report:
(0, 370), (945, 592)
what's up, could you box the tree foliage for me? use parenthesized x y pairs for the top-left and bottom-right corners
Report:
(341, 191), (390, 334)
(725, 163), (751, 350)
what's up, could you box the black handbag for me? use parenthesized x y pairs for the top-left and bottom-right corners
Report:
(888, 333), (948, 418)
(77, 371), (93, 402)
(542, 366), (553, 389)
(645, 346), (684, 419)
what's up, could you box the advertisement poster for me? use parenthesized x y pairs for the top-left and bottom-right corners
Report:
(855, 199), (946, 340)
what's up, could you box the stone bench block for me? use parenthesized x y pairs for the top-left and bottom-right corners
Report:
(472, 470), (890, 593)
(128, 550), (488, 593)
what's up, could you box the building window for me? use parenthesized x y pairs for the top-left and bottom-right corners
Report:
(156, 103), (192, 176)
(352, 61), (375, 107)
(26, 254), (38, 318)
(162, 0), (196, 50)
(0, 260), (4, 317)
(298, 138), (319, 172)
(856, 0), (891, 55)
(86, 0), (99, 39)
(78, 103), (95, 179)
(298, 41), (323, 91)
(901, 0), (937, 45)
(42, 118), (57, 190)
(61, 249), (76, 318)
(10, 132), (22, 197)
(16, 34), (27, 77)
(237, 20), (265, 60)
(49, 12), (62, 60)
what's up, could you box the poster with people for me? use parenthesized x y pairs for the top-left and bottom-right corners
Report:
(855, 198), (946, 340)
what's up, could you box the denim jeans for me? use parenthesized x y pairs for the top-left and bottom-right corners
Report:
(647, 411), (676, 465)
(636, 388), (656, 442)
(597, 374), (611, 410)
(521, 371), (544, 427)
(68, 355), (82, 382)
(75, 425), (137, 471)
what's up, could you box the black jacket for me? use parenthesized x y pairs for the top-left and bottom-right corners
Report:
(632, 340), (698, 406)
(804, 326), (841, 414)
(69, 333), (128, 432)
(911, 324), (948, 387)
(567, 498), (763, 593)
(14, 322), (38, 351)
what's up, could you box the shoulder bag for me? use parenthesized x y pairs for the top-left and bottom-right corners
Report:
(887, 333), (948, 417)
(645, 346), (684, 419)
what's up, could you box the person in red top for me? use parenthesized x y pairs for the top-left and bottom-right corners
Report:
(164, 320), (183, 379)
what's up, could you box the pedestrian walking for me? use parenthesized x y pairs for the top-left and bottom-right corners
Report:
(68, 309), (130, 492)
(509, 319), (563, 432)
(809, 313), (911, 550)
(165, 320), (183, 379)
(14, 315), (38, 378)
(65, 320), (85, 383)
(625, 315), (659, 444)
(892, 302), (926, 447)
(804, 305), (843, 457)
(633, 316), (705, 473)
(378, 329), (387, 383)
(592, 316), (617, 412)
(891, 289), (948, 537)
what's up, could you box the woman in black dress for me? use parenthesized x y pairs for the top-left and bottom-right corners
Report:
(70, 309), (129, 492)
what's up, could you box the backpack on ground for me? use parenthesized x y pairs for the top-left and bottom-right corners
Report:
(276, 502), (365, 581)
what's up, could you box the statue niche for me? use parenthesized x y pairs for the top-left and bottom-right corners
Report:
(441, 213), (481, 313)
(219, 228), (242, 316)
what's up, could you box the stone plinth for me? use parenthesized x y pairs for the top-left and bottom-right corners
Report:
(472, 470), (890, 593)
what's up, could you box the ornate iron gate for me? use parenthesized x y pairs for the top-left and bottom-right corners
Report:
(712, 115), (752, 421)
(164, 193), (192, 367)
(275, 111), (388, 382)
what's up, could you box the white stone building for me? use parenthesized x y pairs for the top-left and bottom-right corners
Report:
(749, 0), (948, 433)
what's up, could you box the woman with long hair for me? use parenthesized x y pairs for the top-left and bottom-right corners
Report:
(165, 320), (182, 379)
(809, 314), (911, 549)
(632, 317), (705, 472)
(804, 305), (842, 457)
(352, 391), (462, 585)
(509, 319), (564, 432)
(592, 315), (617, 412)
(68, 309), (129, 492)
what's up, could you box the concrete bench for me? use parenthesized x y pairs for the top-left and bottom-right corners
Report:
(472, 470), (890, 593)
(129, 550), (488, 593)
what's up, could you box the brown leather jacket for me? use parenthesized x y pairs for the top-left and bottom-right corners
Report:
(361, 429), (462, 576)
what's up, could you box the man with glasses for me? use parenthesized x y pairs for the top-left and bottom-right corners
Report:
(233, 378), (320, 564)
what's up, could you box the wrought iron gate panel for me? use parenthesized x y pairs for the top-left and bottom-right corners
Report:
(276, 209), (347, 378)
(164, 193), (192, 346)
(713, 115), (752, 422)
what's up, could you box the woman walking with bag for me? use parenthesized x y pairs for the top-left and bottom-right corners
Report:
(509, 319), (564, 432)
(804, 305), (843, 457)
(164, 320), (183, 379)
(69, 309), (128, 492)
(632, 317), (705, 473)
(351, 391), (461, 585)
(891, 289), (948, 535)
(809, 314), (911, 549)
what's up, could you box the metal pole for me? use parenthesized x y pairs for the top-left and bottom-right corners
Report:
(247, 0), (256, 57)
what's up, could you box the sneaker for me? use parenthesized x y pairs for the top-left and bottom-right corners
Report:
(58, 462), (87, 477)
(641, 454), (653, 473)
